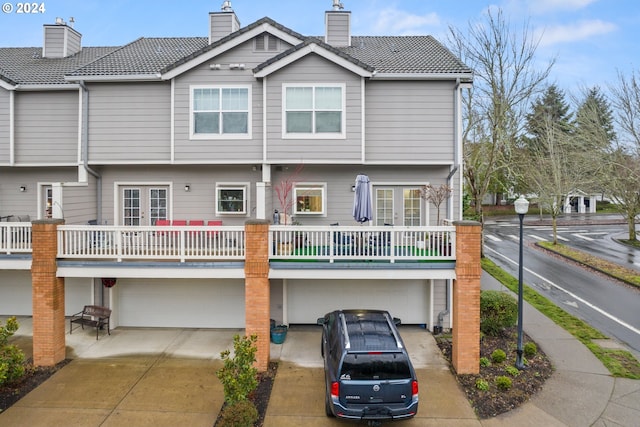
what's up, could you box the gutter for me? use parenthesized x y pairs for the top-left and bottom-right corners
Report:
(79, 81), (103, 224)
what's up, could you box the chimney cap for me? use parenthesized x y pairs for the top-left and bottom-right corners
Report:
(332, 0), (344, 11)
(221, 0), (233, 12)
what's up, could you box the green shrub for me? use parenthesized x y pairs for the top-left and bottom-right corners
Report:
(216, 334), (258, 405)
(479, 357), (491, 367)
(480, 290), (518, 336)
(495, 375), (512, 390)
(475, 378), (489, 391)
(491, 349), (507, 364)
(0, 316), (26, 386)
(217, 400), (259, 427)
(524, 342), (538, 358)
(505, 365), (520, 377)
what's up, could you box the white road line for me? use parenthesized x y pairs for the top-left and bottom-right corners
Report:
(529, 234), (546, 241)
(485, 235), (501, 242)
(556, 235), (569, 242)
(485, 246), (640, 338)
(573, 233), (594, 241)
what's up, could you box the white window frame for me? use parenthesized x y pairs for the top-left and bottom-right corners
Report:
(190, 85), (252, 140)
(216, 183), (250, 216)
(282, 83), (345, 139)
(293, 183), (326, 216)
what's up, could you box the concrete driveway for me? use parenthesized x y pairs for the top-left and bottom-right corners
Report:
(2, 318), (477, 427)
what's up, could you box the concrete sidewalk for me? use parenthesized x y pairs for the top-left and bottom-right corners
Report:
(2, 271), (639, 426)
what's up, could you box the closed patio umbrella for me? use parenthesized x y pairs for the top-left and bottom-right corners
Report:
(353, 174), (372, 223)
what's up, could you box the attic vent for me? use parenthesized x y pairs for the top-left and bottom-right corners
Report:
(254, 34), (279, 52)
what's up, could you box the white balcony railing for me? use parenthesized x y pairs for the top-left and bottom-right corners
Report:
(270, 225), (455, 263)
(0, 223), (32, 254)
(57, 225), (245, 262)
(3, 224), (456, 264)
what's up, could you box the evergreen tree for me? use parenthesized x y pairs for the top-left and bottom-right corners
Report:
(524, 84), (574, 153)
(575, 86), (616, 152)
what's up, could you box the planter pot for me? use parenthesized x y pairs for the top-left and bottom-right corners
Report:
(270, 325), (288, 344)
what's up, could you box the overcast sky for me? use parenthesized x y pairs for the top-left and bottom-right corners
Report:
(1, 0), (638, 96)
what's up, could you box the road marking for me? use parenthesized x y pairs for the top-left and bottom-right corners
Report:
(529, 234), (546, 241)
(485, 234), (501, 242)
(556, 235), (569, 242)
(573, 233), (594, 241)
(485, 246), (640, 338)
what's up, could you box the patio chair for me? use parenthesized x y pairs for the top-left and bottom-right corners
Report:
(207, 220), (223, 238)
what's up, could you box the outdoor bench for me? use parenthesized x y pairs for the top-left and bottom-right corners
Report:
(70, 305), (112, 340)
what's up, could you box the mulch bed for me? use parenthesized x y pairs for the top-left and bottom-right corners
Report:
(436, 327), (553, 419)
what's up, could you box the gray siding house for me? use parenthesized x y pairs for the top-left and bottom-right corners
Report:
(0, 2), (472, 331)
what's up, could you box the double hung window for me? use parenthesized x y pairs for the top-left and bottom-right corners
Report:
(284, 84), (344, 137)
(216, 184), (248, 215)
(192, 86), (250, 137)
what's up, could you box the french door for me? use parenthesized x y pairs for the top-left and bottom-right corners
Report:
(374, 187), (423, 226)
(121, 187), (168, 226)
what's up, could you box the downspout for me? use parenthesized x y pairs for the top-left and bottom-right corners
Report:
(79, 81), (102, 224)
(436, 78), (463, 334)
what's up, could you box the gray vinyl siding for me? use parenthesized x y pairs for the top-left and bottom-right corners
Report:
(43, 26), (65, 58)
(0, 167), (77, 219)
(61, 180), (98, 225)
(325, 12), (350, 46)
(173, 38), (292, 163)
(0, 89), (9, 164)
(265, 54), (363, 162)
(88, 82), (171, 163)
(97, 165), (263, 226)
(14, 91), (78, 164)
(269, 164), (457, 225)
(365, 80), (455, 163)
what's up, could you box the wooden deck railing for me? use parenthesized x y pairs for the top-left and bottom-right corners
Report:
(2, 223), (456, 264)
(0, 223), (32, 254)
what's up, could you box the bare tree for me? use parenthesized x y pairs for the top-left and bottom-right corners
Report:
(421, 184), (452, 225)
(274, 164), (304, 225)
(448, 8), (554, 222)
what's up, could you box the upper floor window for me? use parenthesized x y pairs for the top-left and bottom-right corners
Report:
(283, 84), (344, 138)
(254, 34), (279, 51)
(191, 86), (250, 139)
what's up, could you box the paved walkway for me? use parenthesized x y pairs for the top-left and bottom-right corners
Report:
(1, 272), (639, 426)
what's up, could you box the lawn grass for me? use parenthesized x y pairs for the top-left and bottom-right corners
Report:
(481, 257), (640, 379)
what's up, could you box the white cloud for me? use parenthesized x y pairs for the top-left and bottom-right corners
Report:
(536, 19), (617, 46)
(528, 0), (598, 14)
(371, 8), (441, 35)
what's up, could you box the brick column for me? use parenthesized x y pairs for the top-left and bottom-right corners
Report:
(31, 219), (66, 366)
(244, 220), (270, 372)
(452, 220), (482, 374)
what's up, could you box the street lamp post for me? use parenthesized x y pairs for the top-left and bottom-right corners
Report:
(514, 195), (529, 369)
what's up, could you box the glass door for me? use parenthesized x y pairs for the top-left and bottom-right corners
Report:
(121, 186), (169, 226)
(374, 187), (423, 226)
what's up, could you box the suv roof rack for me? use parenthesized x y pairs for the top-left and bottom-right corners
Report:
(339, 310), (403, 351)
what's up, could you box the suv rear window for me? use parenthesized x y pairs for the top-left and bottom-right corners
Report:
(340, 353), (411, 380)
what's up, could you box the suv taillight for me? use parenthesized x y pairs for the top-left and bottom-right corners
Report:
(331, 381), (340, 397)
(412, 380), (419, 396)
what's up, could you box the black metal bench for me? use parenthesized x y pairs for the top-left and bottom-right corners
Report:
(70, 305), (112, 340)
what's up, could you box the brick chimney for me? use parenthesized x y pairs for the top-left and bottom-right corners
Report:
(43, 18), (81, 58)
(325, 0), (351, 47)
(209, 0), (240, 44)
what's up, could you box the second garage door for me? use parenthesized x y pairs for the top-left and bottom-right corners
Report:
(286, 279), (430, 324)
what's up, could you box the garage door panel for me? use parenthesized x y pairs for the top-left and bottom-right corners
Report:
(117, 279), (245, 328)
(0, 271), (32, 315)
(287, 279), (428, 324)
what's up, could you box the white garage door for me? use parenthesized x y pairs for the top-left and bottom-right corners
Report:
(0, 271), (32, 315)
(116, 278), (245, 328)
(287, 279), (430, 324)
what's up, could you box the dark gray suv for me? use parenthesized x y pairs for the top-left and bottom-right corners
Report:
(317, 309), (419, 422)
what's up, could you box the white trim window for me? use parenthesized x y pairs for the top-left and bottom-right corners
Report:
(216, 183), (249, 215)
(191, 85), (251, 139)
(283, 84), (345, 138)
(294, 183), (326, 215)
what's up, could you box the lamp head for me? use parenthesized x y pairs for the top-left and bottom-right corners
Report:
(514, 195), (529, 215)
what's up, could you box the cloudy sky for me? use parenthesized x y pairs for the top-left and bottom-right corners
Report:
(1, 0), (637, 95)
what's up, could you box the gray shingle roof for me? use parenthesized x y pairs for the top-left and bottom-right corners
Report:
(69, 37), (207, 77)
(0, 17), (471, 85)
(0, 47), (117, 85)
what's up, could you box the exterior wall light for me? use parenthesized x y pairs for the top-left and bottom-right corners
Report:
(19, 186), (27, 192)
(184, 184), (190, 192)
